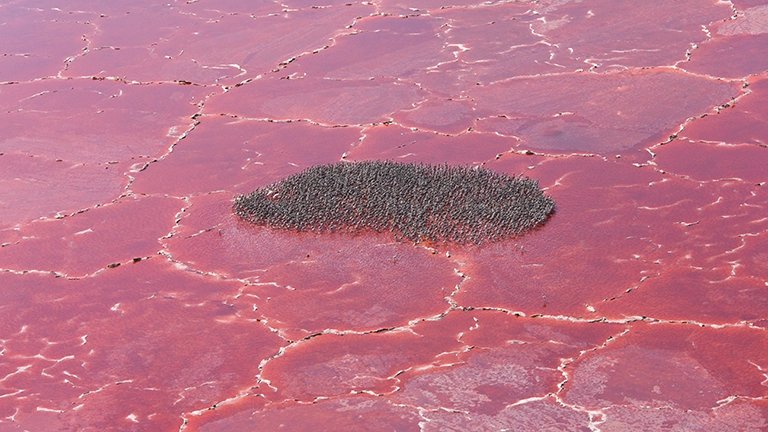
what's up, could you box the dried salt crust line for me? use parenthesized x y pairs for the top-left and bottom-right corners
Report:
(234, 160), (556, 245)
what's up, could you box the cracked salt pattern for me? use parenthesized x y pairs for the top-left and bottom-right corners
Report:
(1, 0), (767, 430)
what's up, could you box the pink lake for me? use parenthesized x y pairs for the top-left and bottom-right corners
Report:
(1, 0), (767, 430)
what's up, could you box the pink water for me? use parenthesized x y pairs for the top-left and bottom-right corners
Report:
(1, 0), (767, 430)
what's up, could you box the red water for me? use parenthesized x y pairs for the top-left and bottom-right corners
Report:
(1, 0), (767, 430)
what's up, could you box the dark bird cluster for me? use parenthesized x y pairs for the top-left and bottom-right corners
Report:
(233, 161), (555, 245)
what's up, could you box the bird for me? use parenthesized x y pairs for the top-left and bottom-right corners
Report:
(234, 160), (555, 245)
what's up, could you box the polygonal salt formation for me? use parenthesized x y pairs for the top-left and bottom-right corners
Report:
(234, 161), (555, 245)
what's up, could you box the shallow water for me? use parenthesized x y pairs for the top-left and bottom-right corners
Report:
(1, 0), (767, 430)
